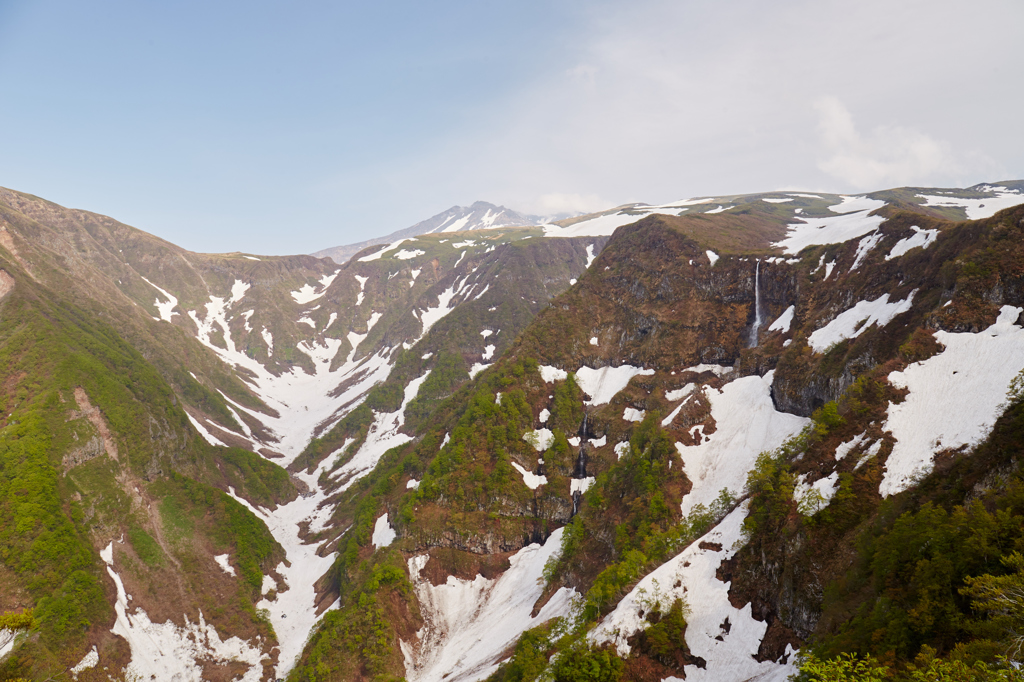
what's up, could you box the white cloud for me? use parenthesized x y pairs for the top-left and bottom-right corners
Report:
(814, 96), (961, 189)
(526, 192), (609, 216)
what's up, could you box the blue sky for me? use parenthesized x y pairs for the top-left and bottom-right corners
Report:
(1, 0), (1022, 254)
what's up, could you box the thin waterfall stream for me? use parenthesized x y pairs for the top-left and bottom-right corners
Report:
(749, 260), (763, 347)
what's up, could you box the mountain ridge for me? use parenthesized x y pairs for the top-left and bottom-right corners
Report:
(3, 180), (1024, 681)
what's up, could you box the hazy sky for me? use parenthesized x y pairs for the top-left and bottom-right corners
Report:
(0, 0), (1021, 255)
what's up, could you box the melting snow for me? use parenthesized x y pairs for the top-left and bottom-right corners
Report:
(585, 243), (597, 268)
(511, 462), (548, 489)
(773, 197), (886, 254)
(395, 249), (426, 260)
(615, 441), (630, 460)
(767, 305), (795, 333)
(706, 250), (720, 266)
(539, 365), (568, 383)
(589, 435), (607, 448)
(523, 428), (554, 451)
(849, 230), (883, 271)
(886, 226), (938, 260)
(591, 504), (796, 682)
(402, 528), (576, 682)
(482, 345), (495, 360)
(623, 407), (646, 422)
(590, 336), (598, 345)
(575, 365), (654, 406)
(372, 514), (397, 548)
(291, 271), (339, 304)
(139, 275), (179, 322)
(881, 306), (1024, 497)
(469, 362), (491, 378)
(918, 187), (1024, 219)
(794, 472), (840, 514)
(354, 274), (368, 306)
(570, 477), (595, 495)
(538, 408), (550, 424)
(823, 260), (836, 280)
(808, 291), (916, 353)
(834, 433), (866, 461)
(676, 371), (809, 515)
(187, 414), (227, 447)
(70, 646), (99, 676)
(214, 554), (236, 576)
(358, 239), (412, 262)
(101, 540), (267, 681)
(542, 211), (644, 238)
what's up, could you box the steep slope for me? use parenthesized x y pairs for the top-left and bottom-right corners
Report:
(312, 201), (549, 265)
(288, 189), (1024, 682)
(0, 188), (604, 680)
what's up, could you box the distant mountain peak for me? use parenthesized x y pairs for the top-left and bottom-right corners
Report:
(312, 200), (543, 264)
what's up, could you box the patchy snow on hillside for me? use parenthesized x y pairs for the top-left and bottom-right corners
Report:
(523, 428), (555, 451)
(623, 407), (646, 422)
(542, 210), (646, 238)
(100, 541), (267, 682)
(585, 243), (597, 268)
(706, 250), (720, 265)
(575, 365), (654, 406)
(886, 226), (938, 260)
(591, 504), (796, 682)
(372, 514), (397, 548)
(332, 372), (431, 489)
(808, 291), (916, 353)
(539, 365), (568, 383)
(214, 554), (236, 576)
(358, 238), (412, 262)
(849, 230), (883, 271)
(0, 628), (23, 661)
(918, 187), (1024, 219)
(228, 485), (339, 679)
(773, 197), (886, 254)
(139, 275), (179, 321)
(402, 528), (577, 682)
(291, 270), (339, 304)
(794, 472), (840, 514)
(768, 305), (795, 333)
(394, 249), (426, 260)
(570, 477), (595, 495)
(186, 414), (227, 447)
(511, 462), (548, 489)
(881, 305), (1024, 497)
(676, 372), (809, 515)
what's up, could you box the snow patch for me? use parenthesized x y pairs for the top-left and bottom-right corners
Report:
(214, 554), (236, 576)
(886, 226), (938, 260)
(591, 504), (796, 681)
(623, 407), (646, 422)
(706, 250), (720, 265)
(767, 305), (795, 333)
(403, 528), (576, 682)
(523, 428), (554, 452)
(575, 365), (654, 406)
(849, 230), (883, 271)
(571, 477), (595, 495)
(918, 188), (1024, 219)
(675, 371), (809, 515)
(372, 514), (397, 548)
(539, 365), (568, 383)
(139, 275), (179, 322)
(881, 305), (1024, 497)
(538, 408), (550, 424)
(773, 198), (886, 254)
(808, 291), (916, 353)
(291, 271), (339, 304)
(511, 462), (548, 490)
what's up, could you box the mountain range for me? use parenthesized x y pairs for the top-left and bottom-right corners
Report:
(2, 180), (1024, 681)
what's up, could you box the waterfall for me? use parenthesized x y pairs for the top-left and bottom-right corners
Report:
(749, 260), (763, 347)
